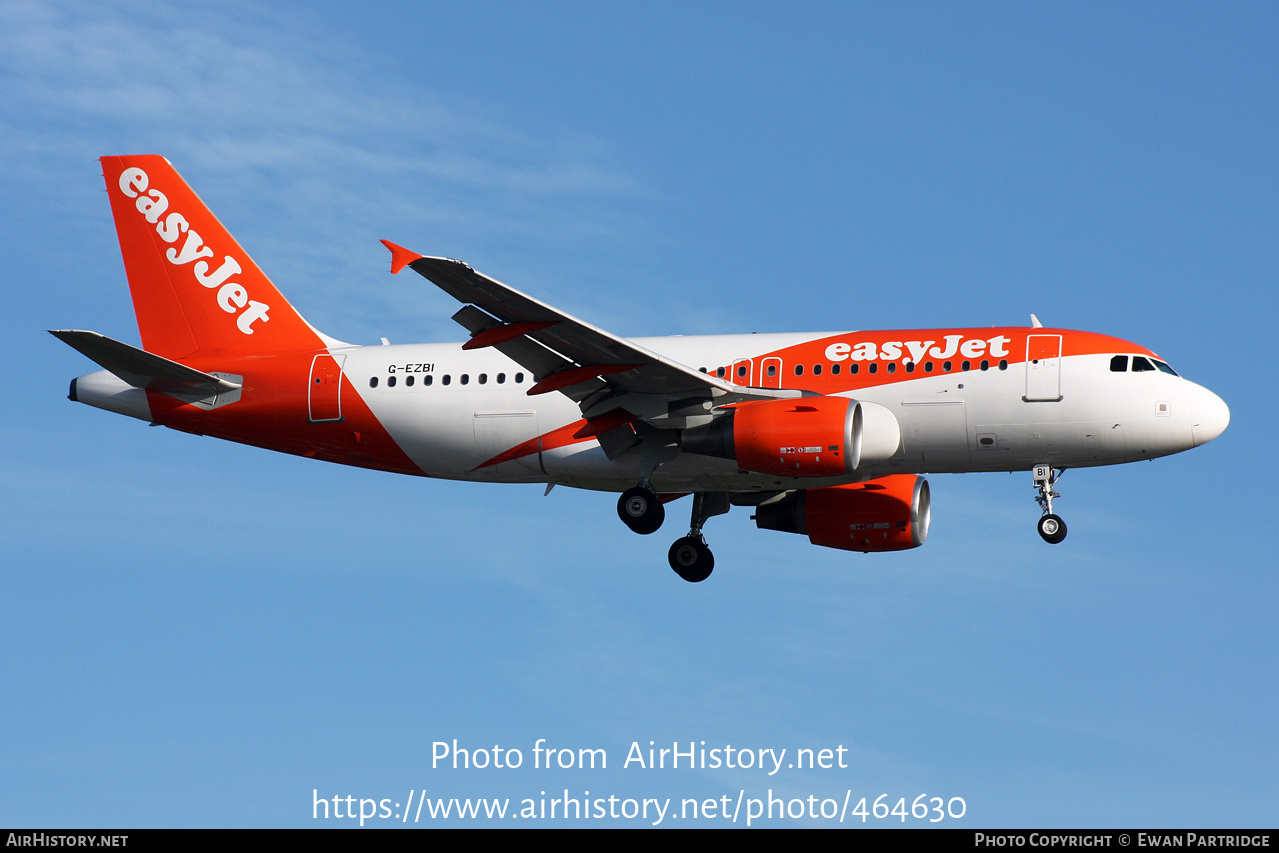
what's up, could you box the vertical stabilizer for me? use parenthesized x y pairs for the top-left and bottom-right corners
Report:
(100, 155), (331, 360)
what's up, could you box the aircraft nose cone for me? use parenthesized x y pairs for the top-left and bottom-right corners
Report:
(1191, 388), (1230, 447)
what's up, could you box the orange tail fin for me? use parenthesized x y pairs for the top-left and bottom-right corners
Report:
(101, 155), (331, 360)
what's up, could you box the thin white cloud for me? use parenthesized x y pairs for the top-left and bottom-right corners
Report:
(0, 0), (645, 342)
(0, 0), (636, 193)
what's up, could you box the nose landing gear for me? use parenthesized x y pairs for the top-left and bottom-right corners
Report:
(1033, 465), (1067, 544)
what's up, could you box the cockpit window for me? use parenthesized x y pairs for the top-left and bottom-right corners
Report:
(1111, 354), (1176, 375)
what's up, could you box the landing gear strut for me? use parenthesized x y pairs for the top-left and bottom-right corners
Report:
(618, 485), (664, 535)
(668, 492), (729, 582)
(1032, 465), (1067, 544)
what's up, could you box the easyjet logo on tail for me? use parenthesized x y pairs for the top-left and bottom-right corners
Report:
(117, 167), (270, 334)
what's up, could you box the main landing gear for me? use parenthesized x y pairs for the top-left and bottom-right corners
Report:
(668, 492), (729, 583)
(617, 485), (664, 534)
(1033, 465), (1068, 544)
(668, 537), (714, 583)
(617, 487), (729, 582)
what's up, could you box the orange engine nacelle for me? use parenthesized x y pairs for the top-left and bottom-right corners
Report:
(733, 396), (858, 477)
(754, 474), (931, 552)
(681, 396), (901, 478)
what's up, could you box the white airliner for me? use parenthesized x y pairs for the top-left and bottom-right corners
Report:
(56, 156), (1231, 581)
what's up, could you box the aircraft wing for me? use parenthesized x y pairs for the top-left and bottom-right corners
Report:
(382, 242), (801, 434)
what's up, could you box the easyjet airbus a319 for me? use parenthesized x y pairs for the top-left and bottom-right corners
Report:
(56, 156), (1230, 581)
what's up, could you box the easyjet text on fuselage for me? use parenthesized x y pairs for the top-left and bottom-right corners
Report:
(823, 334), (1013, 364)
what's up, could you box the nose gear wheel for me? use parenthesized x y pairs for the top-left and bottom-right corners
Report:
(1037, 513), (1067, 544)
(1032, 465), (1067, 544)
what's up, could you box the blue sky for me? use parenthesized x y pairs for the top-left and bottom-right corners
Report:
(2, 0), (1275, 828)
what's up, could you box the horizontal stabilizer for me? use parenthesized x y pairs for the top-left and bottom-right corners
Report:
(50, 330), (241, 394)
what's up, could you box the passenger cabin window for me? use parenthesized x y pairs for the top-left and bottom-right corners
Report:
(1110, 355), (1128, 372)
(369, 377), (379, 388)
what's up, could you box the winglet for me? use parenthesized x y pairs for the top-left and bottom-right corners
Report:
(380, 240), (423, 274)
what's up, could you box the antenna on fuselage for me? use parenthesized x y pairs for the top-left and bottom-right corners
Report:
(1030, 314), (1043, 328)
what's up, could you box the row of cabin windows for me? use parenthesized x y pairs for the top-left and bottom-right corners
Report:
(1110, 355), (1179, 376)
(368, 355), (1175, 390)
(700, 360), (1010, 378)
(702, 355), (1181, 381)
(369, 372), (526, 389)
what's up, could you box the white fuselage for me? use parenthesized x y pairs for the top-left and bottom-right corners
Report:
(330, 330), (1228, 493)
